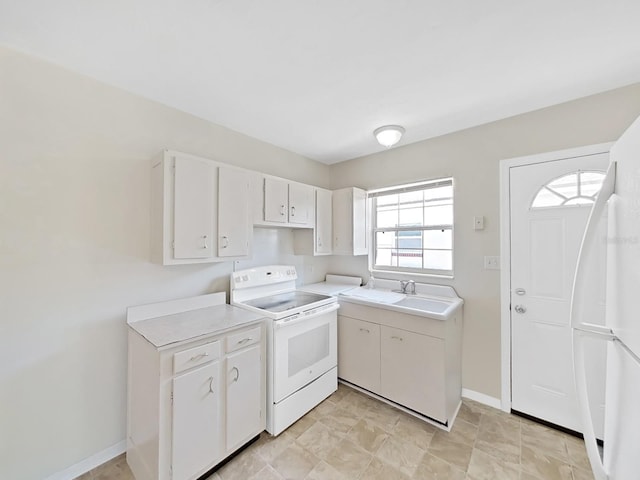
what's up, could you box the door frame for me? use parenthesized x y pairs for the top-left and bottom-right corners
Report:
(498, 142), (613, 412)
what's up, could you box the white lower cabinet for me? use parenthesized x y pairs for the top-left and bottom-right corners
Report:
(380, 326), (446, 423)
(172, 361), (223, 480)
(226, 345), (262, 452)
(127, 321), (265, 480)
(337, 317), (380, 392)
(337, 301), (462, 426)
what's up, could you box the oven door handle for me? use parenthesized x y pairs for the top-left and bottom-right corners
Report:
(274, 303), (339, 330)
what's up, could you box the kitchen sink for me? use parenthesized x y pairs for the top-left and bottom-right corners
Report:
(393, 296), (451, 314)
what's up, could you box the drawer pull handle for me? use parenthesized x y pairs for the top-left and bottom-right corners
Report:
(231, 367), (240, 382)
(238, 337), (252, 345)
(391, 336), (403, 341)
(190, 352), (209, 361)
(359, 328), (370, 334)
(280, 205), (286, 216)
(208, 376), (214, 394)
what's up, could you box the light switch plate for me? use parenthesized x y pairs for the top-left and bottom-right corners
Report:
(484, 256), (500, 270)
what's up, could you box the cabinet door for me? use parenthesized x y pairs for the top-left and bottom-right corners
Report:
(338, 316), (380, 393)
(218, 167), (250, 257)
(172, 361), (223, 480)
(264, 177), (289, 223)
(173, 155), (215, 259)
(352, 187), (368, 255)
(332, 189), (352, 254)
(380, 326), (446, 422)
(315, 189), (332, 254)
(226, 345), (263, 452)
(288, 182), (314, 225)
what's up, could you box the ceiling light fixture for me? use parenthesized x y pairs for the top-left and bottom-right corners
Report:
(374, 125), (405, 148)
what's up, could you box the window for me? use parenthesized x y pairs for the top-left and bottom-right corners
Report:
(370, 178), (453, 275)
(531, 171), (605, 208)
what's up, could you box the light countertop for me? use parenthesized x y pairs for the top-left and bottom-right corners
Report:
(128, 303), (264, 348)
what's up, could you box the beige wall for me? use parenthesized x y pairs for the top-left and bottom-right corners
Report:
(0, 46), (330, 480)
(328, 82), (640, 400)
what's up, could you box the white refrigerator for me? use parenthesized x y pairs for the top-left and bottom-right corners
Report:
(571, 115), (640, 480)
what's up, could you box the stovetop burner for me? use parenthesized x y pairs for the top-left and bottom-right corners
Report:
(243, 291), (332, 313)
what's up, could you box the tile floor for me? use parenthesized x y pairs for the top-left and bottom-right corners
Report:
(80, 384), (595, 480)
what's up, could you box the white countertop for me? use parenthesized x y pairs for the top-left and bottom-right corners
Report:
(127, 293), (265, 348)
(299, 274), (362, 296)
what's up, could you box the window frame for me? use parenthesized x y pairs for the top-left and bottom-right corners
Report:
(369, 177), (454, 277)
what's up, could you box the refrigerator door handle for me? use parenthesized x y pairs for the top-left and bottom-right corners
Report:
(570, 161), (616, 331)
(570, 161), (616, 480)
(572, 330), (610, 480)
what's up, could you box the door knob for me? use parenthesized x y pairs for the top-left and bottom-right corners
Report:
(514, 305), (527, 314)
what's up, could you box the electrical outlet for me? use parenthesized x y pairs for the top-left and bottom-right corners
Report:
(474, 216), (485, 230)
(484, 256), (500, 270)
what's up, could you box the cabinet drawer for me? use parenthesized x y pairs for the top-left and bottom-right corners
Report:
(174, 341), (221, 375)
(226, 325), (261, 353)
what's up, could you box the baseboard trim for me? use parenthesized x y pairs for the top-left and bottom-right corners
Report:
(44, 439), (126, 480)
(462, 388), (502, 410)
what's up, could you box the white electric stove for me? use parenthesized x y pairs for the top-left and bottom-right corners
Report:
(231, 265), (339, 435)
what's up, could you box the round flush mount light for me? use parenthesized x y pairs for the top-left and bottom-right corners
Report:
(374, 125), (405, 147)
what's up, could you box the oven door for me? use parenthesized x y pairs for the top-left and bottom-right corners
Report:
(272, 304), (338, 403)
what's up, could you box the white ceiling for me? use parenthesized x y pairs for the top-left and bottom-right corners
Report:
(1, 1), (639, 164)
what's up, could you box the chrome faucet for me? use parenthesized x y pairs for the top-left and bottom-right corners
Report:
(400, 279), (416, 295)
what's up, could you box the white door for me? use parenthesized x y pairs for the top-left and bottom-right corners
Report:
(226, 345), (262, 452)
(218, 166), (250, 257)
(173, 155), (215, 259)
(510, 153), (608, 434)
(172, 361), (223, 480)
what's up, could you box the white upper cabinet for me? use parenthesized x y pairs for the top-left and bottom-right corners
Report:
(258, 175), (314, 228)
(218, 166), (251, 258)
(332, 187), (368, 256)
(173, 155), (215, 260)
(293, 187), (333, 256)
(315, 188), (333, 254)
(150, 151), (251, 265)
(288, 182), (314, 225)
(264, 177), (289, 223)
